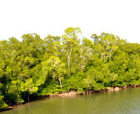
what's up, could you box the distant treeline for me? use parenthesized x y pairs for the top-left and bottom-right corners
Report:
(1, 27), (140, 109)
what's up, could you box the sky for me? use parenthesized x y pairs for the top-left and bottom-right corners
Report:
(0, 0), (140, 43)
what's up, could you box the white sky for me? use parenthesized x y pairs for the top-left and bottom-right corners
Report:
(0, 0), (140, 43)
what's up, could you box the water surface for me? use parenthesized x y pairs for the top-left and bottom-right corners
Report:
(1, 88), (140, 114)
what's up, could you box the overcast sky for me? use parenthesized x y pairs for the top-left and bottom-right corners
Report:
(0, 0), (140, 43)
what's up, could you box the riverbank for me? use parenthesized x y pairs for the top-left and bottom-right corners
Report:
(48, 85), (140, 97)
(0, 107), (13, 112)
(1, 84), (140, 112)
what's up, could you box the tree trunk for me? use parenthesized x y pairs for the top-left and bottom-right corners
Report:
(68, 55), (70, 68)
(28, 90), (30, 102)
(59, 75), (62, 89)
(67, 47), (72, 68)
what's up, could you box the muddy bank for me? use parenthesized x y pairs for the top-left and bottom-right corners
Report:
(48, 84), (140, 97)
(0, 107), (13, 112)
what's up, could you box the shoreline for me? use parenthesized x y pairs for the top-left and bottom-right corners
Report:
(48, 84), (140, 97)
(1, 84), (140, 112)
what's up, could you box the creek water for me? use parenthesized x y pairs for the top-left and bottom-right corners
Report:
(1, 88), (140, 114)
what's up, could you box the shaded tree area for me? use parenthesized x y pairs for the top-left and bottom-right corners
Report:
(1, 27), (140, 109)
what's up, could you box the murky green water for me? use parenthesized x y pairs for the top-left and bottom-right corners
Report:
(1, 88), (140, 114)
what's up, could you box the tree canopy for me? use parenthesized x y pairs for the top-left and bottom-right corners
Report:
(1, 27), (140, 109)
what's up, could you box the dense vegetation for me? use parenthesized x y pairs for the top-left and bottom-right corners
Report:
(1, 27), (140, 109)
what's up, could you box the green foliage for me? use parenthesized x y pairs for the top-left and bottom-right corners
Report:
(1, 27), (140, 109)
(0, 92), (8, 109)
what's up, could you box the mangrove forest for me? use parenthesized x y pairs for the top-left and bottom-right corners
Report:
(1, 27), (140, 109)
